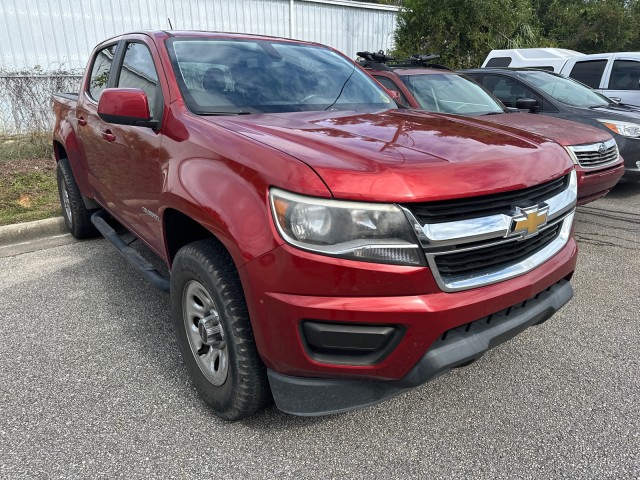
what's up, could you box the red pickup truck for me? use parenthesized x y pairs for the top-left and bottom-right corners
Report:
(52, 31), (578, 420)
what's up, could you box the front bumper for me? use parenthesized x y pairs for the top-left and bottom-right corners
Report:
(575, 162), (625, 205)
(617, 135), (640, 180)
(239, 238), (577, 382)
(268, 279), (573, 416)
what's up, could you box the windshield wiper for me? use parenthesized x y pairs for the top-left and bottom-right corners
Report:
(196, 110), (253, 116)
(481, 111), (505, 116)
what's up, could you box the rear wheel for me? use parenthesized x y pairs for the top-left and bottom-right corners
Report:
(170, 239), (270, 420)
(56, 158), (98, 239)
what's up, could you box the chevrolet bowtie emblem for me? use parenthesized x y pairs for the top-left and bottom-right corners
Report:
(510, 205), (549, 239)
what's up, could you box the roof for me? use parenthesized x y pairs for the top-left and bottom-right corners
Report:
(460, 67), (562, 75)
(373, 68), (458, 76)
(487, 48), (583, 60)
(97, 30), (324, 48)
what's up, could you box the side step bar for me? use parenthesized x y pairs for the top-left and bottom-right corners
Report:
(90, 210), (170, 293)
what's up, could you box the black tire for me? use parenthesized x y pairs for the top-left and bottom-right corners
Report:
(170, 239), (271, 420)
(56, 158), (98, 239)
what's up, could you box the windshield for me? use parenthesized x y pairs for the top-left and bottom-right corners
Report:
(166, 38), (395, 115)
(400, 73), (504, 115)
(520, 71), (610, 108)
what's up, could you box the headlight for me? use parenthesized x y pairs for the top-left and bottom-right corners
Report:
(597, 119), (640, 138)
(269, 188), (425, 266)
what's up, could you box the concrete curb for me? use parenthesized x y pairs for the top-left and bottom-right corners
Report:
(0, 217), (67, 247)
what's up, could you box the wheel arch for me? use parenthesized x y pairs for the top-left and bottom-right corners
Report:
(53, 140), (68, 162)
(163, 208), (224, 266)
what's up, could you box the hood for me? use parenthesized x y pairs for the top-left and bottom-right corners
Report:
(575, 103), (640, 122)
(475, 112), (612, 146)
(208, 109), (574, 202)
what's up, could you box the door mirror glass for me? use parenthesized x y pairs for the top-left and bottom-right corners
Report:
(97, 88), (157, 128)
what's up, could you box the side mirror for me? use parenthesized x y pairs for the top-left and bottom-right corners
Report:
(387, 89), (402, 101)
(515, 98), (539, 112)
(98, 88), (158, 128)
(609, 97), (622, 104)
(385, 89), (409, 107)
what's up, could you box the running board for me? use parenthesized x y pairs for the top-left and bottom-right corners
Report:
(91, 210), (170, 293)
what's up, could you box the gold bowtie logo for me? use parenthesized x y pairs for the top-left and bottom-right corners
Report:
(510, 205), (549, 238)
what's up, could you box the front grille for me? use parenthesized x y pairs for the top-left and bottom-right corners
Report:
(435, 222), (561, 278)
(572, 144), (618, 168)
(405, 175), (568, 224)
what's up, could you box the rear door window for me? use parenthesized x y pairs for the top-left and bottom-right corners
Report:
(568, 60), (607, 88)
(116, 42), (162, 118)
(608, 60), (640, 90)
(88, 44), (117, 101)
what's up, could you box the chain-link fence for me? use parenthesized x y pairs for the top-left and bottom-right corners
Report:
(0, 69), (82, 136)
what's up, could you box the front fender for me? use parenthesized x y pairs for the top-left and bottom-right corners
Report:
(160, 155), (330, 268)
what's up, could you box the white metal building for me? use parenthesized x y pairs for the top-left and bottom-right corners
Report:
(0, 0), (398, 133)
(0, 0), (399, 71)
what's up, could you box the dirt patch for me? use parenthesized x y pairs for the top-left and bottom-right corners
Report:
(0, 157), (60, 226)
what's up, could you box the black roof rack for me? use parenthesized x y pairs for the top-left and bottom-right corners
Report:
(356, 51), (451, 71)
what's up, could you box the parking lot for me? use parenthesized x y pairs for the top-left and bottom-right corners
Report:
(0, 182), (638, 479)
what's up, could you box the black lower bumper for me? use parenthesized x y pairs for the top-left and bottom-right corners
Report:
(268, 280), (573, 416)
(618, 136), (640, 180)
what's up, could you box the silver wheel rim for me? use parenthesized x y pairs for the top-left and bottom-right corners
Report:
(61, 180), (72, 227)
(183, 280), (229, 386)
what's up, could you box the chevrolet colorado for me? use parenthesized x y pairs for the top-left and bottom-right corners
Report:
(52, 31), (578, 419)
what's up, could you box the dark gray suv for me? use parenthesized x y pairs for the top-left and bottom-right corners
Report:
(462, 68), (640, 180)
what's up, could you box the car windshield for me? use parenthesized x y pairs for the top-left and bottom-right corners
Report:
(399, 73), (505, 115)
(167, 38), (396, 115)
(520, 71), (610, 108)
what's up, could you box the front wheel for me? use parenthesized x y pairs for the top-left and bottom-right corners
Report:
(170, 239), (270, 420)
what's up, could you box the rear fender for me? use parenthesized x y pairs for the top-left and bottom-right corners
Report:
(52, 103), (91, 197)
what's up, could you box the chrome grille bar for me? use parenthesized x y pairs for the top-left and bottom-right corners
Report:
(401, 171), (577, 292)
(567, 138), (619, 169)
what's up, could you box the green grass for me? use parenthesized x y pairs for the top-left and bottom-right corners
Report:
(0, 135), (60, 226)
(0, 133), (52, 160)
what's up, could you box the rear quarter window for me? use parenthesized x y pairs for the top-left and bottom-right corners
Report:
(486, 57), (512, 68)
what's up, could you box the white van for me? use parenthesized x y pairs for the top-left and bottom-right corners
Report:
(482, 48), (640, 106)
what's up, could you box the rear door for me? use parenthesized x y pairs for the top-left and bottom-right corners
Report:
(603, 57), (640, 106)
(77, 35), (167, 254)
(76, 42), (121, 206)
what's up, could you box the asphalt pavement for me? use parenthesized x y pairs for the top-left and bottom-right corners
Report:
(1, 182), (638, 479)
